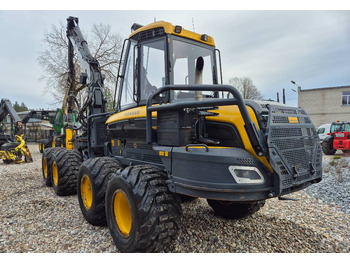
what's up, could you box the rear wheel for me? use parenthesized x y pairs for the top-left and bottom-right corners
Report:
(77, 157), (122, 226)
(43, 138), (52, 150)
(39, 139), (51, 153)
(51, 148), (83, 196)
(207, 199), (265, 219)
(41, 147), (61, 187)
(105, 165), (182, 252)
(38, 140), (43, 153)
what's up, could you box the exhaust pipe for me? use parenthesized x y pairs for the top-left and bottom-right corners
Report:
(195, 56), (204, 100)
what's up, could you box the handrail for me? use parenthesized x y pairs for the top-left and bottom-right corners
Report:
(146, 84), (268, 156)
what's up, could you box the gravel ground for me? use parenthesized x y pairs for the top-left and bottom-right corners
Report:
(304, 152), (350, 215)
(0, 143), (349, 253)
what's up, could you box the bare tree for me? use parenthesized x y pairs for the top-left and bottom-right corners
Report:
(228, 77), (264, 100)
(38, 20), (123, 111)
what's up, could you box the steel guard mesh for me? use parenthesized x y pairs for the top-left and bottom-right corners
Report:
(266, 105), (322, 193)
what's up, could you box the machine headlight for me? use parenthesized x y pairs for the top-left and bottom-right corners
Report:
(228, 166), (265, 184)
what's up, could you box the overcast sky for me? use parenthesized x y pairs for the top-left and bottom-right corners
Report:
(1, 4), (349, 109)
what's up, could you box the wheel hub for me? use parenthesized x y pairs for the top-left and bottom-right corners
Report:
(113, 190), (132, 237)
(52, 161), (58, 186)
(81, 175), (93, 210)
(43, 157), (48, 179)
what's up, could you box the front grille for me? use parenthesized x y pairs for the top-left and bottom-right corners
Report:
(237, 158), (255, 165)
(144, 154), (163, 164)
(282, 149), (313, 170)
(271, 108), (298, 115)
(266, 105), (322, 192)
(271, 128), (302, 138)
(125, 152), (142, 160)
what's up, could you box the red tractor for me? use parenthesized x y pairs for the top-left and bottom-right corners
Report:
(322, 121), (350, 155)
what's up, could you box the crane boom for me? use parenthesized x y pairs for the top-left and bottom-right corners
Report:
(66, 16), (106, 122)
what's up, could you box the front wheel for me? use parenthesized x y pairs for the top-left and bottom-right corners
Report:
(105, 165), (182, 252)
(322, 138), (336, 155)
(207, 199), (265, 219)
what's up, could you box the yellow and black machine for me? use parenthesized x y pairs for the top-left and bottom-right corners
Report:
(42, 17), (322, 252)
(0, 98), (33, 164)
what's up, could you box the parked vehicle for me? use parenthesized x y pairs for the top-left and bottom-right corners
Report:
(0, 98), (33, 163)
(321, 121), (350, 155)
(317, 123), (331, 141)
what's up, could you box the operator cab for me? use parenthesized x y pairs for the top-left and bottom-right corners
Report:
(116, 21), (221, 111)
(330, 121), (350, 133)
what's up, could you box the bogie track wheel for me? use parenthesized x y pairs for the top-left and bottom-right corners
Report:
(51, 148), (83, 196)
(77, 157), (122, 226)
(42, 147), (61, 187)
(39, 140), (43, 153)
(105, 165), (182, 253)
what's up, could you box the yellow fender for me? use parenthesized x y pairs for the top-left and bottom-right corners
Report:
(15, 135), (33, 163)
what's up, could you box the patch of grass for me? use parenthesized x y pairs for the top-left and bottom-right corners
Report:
(329, 160), (337, 166)
(332, 155), (342, 160)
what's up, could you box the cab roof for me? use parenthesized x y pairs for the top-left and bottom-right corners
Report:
(129, 21), (215, 47)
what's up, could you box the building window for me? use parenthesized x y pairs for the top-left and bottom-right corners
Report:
(342, 91), (350, 105)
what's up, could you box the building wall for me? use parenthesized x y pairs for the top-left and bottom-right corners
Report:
(298, 86), (350, 128)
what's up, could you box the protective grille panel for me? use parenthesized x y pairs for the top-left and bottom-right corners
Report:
(266, 105), (322, 192)
(271, 128), (302, 138)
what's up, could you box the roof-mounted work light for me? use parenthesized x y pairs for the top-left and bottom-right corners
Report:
(201, 34), (208, 42)
(174, 25), (182, 34)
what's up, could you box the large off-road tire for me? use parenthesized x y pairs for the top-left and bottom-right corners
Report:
(38, 140), (44, 153)
(51, 148), (83, 196)
(39, 139), (51, 153)
(105, 165), (182, 253)
(207, 199), (265, 219)
(322, 140), (336, 155)
(77, 157), (122, 226)
(42, 147), (61, 187)
(44, 138), (52, 150)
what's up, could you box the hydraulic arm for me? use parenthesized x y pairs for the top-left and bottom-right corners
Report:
(66, 16), (106, 126)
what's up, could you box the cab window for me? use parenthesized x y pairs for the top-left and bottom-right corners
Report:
(345, 124), (350, 131)
(120, 41), (137, 109)
(172, 39), (213, 85)
(140, 39), (166, 100)
(171, 37), (216, 100)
